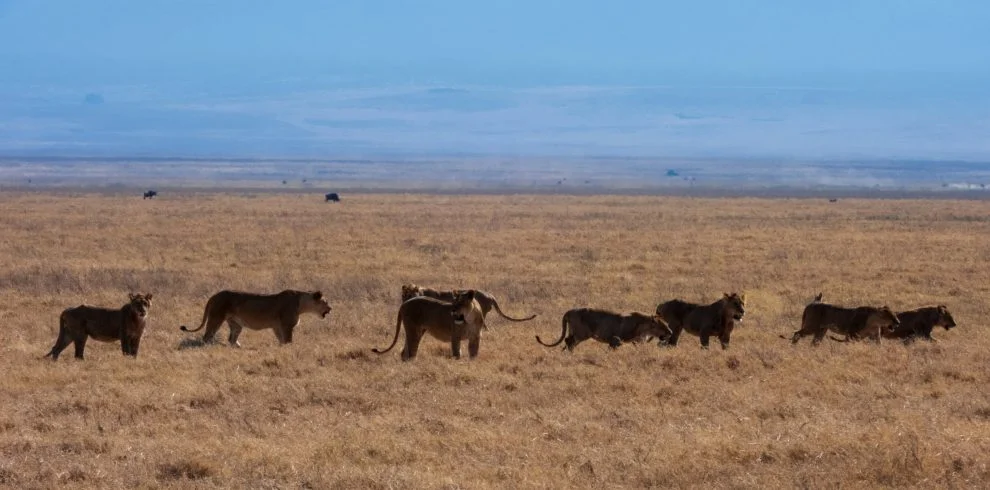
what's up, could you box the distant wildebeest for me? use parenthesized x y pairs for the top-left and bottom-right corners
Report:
(325, 193), (340, 202)
(143, 190), (158, 199)
(829, 198), (838, 203)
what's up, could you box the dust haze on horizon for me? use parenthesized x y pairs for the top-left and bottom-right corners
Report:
(1, 0), (989, 165)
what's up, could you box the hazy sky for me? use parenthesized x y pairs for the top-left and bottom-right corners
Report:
(1, 0), (988, 84)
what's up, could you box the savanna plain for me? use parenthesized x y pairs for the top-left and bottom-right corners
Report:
(1, 191), (989, 489)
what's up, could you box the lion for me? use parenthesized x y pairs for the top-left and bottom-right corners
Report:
(373, 290), (486, 360)
(831, 305), (956, 343)
(46, 293), (153, 360)
(655, 293), (746, 349)
(180, 290), (331, 346)
(536, 308), (672, 351)
(886, 305), (956, 342)
(787, 300), (899, 345)
(400, 283), (536, 324)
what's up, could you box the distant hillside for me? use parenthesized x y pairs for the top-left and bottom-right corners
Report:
(1, 81), (988, 162)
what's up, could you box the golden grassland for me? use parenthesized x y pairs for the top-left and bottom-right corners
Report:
(1, 191), (989, 489)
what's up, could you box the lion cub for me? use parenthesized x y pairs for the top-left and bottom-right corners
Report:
(373, 290), (486, 360)
(47, 293), (153, 360)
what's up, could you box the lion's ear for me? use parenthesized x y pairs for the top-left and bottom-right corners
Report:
(740, 293), (747, 303)
(129, 293), (138, 301)
(313, 291), (323, 300)
(938, 304), (947, 312)
(723, 292), (730, 298)
(145, 293), (153, 302)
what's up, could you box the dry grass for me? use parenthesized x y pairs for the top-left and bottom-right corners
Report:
(1, 191), (989, 489)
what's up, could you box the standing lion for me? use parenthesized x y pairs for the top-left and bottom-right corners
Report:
(47, 293), (153, 360)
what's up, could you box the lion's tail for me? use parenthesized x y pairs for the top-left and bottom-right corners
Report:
(536, 313), (567, 347)
(372, 306), (403, 355)
(491, 298), (537, 322)
(180, 298), (211, 333)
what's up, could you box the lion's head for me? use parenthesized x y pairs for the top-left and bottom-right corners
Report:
(936, 305), (956, 330)
(301, 291), (332, 318)
(722, 292), (746, 321)
(637, 314), (673, 343)
(873, 306), (900, 333)
(401, 283), (424, 303)
(128, 293), (153, 319)
(449, 290), (478, 326)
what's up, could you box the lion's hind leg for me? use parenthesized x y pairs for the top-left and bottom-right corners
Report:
(200, 311), (228, 344)
(401, 326), (425, 361)
(47, 324), (73, 361)
(72, 333), (88, 360)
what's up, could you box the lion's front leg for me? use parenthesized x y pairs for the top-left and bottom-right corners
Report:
(718, 322), (733, 350)
(450, 331), (463, 359)
(274, 324), (296, 345)
(275, 312), (300, 345)
(120, 332), (133, 356)
(665, 321), (683, 347)
(698, 325), (712, 349)
(718, 332), (731, 350)
(467, 332), (480, 359)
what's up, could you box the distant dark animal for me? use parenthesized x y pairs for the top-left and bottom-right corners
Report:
(656, 293), (747, 349)
(536, 308), (671, 351)
(143, 190), (158, 199)
(829, 198), (838, 203)
(325, 193), (340, 202)
(47, 293), (153, 360)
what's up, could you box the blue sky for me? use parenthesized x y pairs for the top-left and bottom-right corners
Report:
(0, 1), (988, 161)
(1, 0), (988, 84)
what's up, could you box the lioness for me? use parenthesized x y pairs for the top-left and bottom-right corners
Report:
(832, 305), (956, 343)
(887, 305), (956, 342)
(180, 290), (331, 346)
(373, 290), (486, 360)
(401, 283), (536, 323)
(656, 293), (746, 349)
(47, 293), (153, 360)
(536, 308), (672, 351)
(787, 301), (899, 345)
